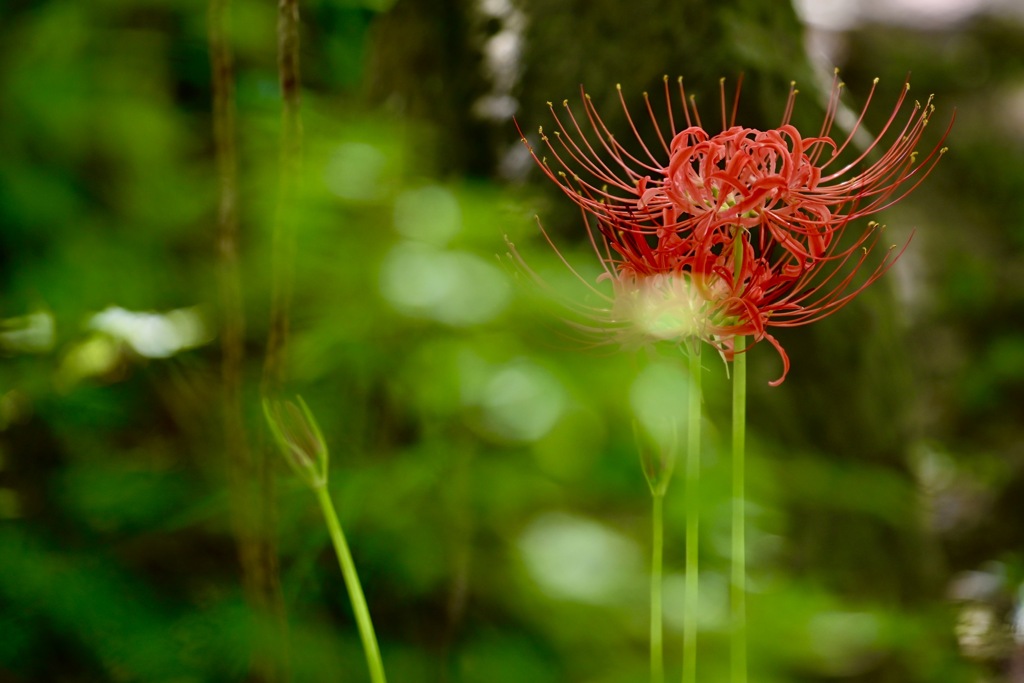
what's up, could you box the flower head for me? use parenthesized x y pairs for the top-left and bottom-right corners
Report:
(511, 72), (952, 384)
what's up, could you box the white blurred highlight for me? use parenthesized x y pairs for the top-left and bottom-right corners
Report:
(519, 511), (641, 605)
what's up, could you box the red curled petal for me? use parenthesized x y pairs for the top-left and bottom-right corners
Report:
(764, 332), (791, 386)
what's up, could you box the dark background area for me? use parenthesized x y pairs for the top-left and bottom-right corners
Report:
(1, 0), (1023, 681)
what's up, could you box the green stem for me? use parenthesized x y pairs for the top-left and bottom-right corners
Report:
(682, 344), (702, 683)
(731, 336), (747, 683)
(651, 491), (665, 683)
(314, 484), (388, 683)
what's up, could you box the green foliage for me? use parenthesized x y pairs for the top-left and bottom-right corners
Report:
(1, 0), (1021, 681)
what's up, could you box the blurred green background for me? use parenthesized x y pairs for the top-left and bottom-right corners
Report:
(2, 0), (1023, 681)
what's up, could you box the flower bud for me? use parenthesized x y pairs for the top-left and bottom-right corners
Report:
(634, 419), (677, 497)
(263, 395), (328, 488)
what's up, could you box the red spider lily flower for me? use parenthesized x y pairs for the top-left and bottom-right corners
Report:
(510, 72), (952, 384)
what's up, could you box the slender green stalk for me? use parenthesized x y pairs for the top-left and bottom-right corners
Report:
(651, 490), (665, 683)
(638, 405), (675, 683)
(682, 344), (702, 683)
(315, 484), (388, 683)
(731, 336), (747, 683)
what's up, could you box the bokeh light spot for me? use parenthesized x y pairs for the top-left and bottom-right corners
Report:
(630, 360), (692, 446)
(0, 310), (55, 354)
(519, 511), (640, 605)
(394, 186), (461, 245)
(89, 306), (209, 359)
(324, 142), (387, 202)
(480, 360), (564, 442)
(380, 243), (509, 326)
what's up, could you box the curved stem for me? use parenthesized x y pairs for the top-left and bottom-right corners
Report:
(651, 491), (665, 683)
(731, 336), (748, 683)
(315, 485), (388, 683)
(682, 344), (702, 683)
